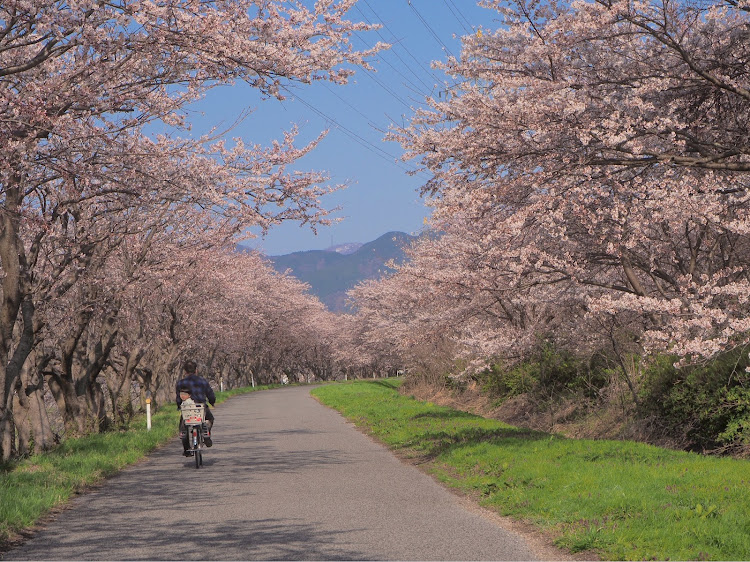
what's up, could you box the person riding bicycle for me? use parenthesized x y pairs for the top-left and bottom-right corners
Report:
(176, 360), (216, 455)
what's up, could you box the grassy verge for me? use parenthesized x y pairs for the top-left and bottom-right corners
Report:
(312, 379), (750, 561)
(0, 384), (277, 546)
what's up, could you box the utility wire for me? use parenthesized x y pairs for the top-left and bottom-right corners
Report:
(359, 0), (444, 92)
(277, 2), (472, 182)
(321, 83), (382, 130)
(354, 29), (431, 98)
(360, 66), (414, 111)
(445, 0), (474, 33)
(407, 0), (456, 59)
(286, 89), (429, 179)
(355, 3), (436, 95)
(361, 0), (445, 88)
(443, 0), (471, 34)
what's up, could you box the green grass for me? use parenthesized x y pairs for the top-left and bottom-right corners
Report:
(0, 384), (277, 545)
(312, 379), (750, 561)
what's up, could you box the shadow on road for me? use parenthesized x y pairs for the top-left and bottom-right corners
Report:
(5, 439), (370, 561)
(9, 514), (371, 561)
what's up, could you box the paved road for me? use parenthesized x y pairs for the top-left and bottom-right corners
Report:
(4, 385), (548, 561)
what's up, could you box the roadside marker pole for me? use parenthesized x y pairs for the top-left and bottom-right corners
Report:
(146, 398), (152, 431)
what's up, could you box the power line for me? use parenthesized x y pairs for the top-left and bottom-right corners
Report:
(361, 0), (445, 88)
(444, 0), (474, 33)
(276, 2), (471, 183)
(321, 83), (382, 130)
(354, 29), (431, 98)
(407, 0), (456, 59)
(319, 82), (418, 141)
(355, 3), (437, 95)
(360, 66), (414, 111)
(285, 89), (430, 180)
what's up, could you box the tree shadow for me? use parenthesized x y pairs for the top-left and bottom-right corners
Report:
(366, 379), (401, 390)
(399, 424), (551, 462)
(4, 441), (371, 561)
(6, 514), (372, 560)
(412, 410), (480, 420)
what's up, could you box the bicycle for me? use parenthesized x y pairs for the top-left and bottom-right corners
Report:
(180, 398), (209, 469)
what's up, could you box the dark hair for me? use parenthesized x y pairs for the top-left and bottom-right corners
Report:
(183, 360), (197, 374)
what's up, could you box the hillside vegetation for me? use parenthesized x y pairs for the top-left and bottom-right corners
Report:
(402, 343), (750, 459)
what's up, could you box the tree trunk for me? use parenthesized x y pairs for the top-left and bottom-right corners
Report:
(13, 389), (50, 457)
(0, 184), (38, 460)
(76, 312), (120, 433)
(12, 353), (54, 456)
(46, 371), (86, 437)
(107, 347), (145, 426)
(135, 368), (157, 410)
(0, 408), (14, 460)
(85, 379), (108, 433)
(12, 391), (30, 457)
(29, 383), (54, 454)
(151, 344), (180, 408)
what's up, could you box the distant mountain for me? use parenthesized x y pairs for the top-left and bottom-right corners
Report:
(267, 231), (418, 312)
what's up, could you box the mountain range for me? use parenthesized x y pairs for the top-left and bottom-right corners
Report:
(266, 231), (418, 313)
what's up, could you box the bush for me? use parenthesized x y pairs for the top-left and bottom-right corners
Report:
(477, 361), (537, 399)
(476, 342), (610, 402)
(639, 347), (750, 453)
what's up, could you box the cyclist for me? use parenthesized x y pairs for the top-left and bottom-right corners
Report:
(176, 360), (216, 455)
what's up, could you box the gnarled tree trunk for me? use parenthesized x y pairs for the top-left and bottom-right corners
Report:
(12, 351), (55, 456)
(0, 184), (39, 460)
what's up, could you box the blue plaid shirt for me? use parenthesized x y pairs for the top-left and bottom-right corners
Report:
(176, 374), (216, 407)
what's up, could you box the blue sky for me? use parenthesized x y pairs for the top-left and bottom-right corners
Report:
(191, 1), (500, 256)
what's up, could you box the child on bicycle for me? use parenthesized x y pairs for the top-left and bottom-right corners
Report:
(176, 360), (216, 455)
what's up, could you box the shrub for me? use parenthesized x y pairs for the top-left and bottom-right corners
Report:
(476, 342), (610, 402)
(639, 347), (750, 454)
(477, 361), (537, 399)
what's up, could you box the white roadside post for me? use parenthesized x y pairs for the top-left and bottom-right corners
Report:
(220, 377), (224, 392)
(146, 397), (152, 431)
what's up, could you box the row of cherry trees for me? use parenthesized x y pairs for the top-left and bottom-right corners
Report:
(349, 0), (750, 403)
(0, 0), (387, 460)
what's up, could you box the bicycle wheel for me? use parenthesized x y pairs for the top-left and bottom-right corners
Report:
(192, 427), (200, 469)
(198, 428), (204, 467)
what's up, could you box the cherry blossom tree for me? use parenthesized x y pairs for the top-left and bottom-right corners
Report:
(21, 224), (345, 444)
(389, 0), (750, 384)
(0, 0), (383, 458)
(145, 247), (343, 391)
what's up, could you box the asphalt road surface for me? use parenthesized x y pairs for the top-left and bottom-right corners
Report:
(4, 385), (554, 561)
